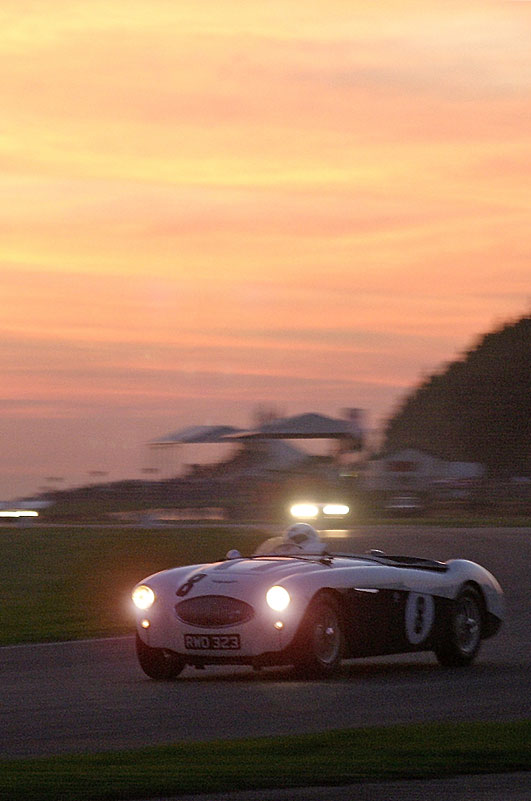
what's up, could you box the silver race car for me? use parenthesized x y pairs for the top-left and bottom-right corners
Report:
(132, 524), (504, 679)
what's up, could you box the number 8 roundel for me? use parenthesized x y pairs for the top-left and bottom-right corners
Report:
(405, 592), (435, 644)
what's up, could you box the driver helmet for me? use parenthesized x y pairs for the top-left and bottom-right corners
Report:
(283, 523), (322, 552)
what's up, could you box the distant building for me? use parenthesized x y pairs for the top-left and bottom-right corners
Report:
(363, 448), (484, 493)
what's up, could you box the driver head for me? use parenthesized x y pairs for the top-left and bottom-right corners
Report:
(284, 523), (322, 552)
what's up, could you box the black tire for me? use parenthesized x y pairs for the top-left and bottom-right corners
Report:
(293, 594), (344, 678)
(434, 587), (483, 667)
(135, 633), (185, 680)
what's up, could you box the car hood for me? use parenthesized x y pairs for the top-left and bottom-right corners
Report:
(147, 554), (375, 599)
(185, 557), (331, 588)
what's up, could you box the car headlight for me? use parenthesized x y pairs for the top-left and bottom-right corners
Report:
(290, 503), (319, 519)
(266, 585), (291, 612)
(322, 504), (349, 516)
(132, 585), (155, 611)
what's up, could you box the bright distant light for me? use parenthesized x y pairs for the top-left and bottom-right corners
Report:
(266, 585), (291, 612)
(132, 585), (155, 611)
(290, 503), (319, 519)
(0, 510), (39, 518)
(323, 504), (349, 516)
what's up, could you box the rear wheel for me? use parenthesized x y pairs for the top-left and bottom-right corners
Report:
(294, 595), (343, 678)
(435, 587), (483, 667)
(135, 633), (185, 679)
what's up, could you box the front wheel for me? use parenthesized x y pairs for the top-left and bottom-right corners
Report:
(293, 595), (344, 678)
(434, 587), (483, 667)
(135, 633), (185, 679)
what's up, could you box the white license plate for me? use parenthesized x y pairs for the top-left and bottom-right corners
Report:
(184, 633), (241, 650)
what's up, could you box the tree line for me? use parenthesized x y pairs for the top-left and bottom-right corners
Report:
(383, 314), (530, 477)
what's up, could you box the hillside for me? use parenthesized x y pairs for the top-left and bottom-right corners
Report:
(383, 314), (530, 477)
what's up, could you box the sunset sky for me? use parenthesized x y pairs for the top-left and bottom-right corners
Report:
(1, 0), (529, 498)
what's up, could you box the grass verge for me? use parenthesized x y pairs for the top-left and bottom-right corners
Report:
(1, 720), (529, 800)
(0, 525), (268, 645)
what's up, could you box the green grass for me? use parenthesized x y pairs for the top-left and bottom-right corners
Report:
(0, 720), (529, 801)
(0, 525), (268, 645)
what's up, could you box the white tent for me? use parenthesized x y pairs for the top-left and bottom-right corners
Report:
(150, 425), (242, 445)
(230, 412), (361, 441)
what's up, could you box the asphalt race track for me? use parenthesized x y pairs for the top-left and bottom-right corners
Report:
(1, 526), (530, 759)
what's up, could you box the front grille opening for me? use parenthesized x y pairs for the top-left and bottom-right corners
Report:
(176, 595), (254, 628)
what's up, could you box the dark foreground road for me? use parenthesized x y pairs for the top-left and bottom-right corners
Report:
(1, 527), (530, 760)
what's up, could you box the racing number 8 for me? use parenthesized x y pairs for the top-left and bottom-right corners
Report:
(176, 573), (206, 597)
(405, 592), (435, 645)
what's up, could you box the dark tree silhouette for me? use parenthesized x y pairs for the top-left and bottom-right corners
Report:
(383, 315), (530, 477)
